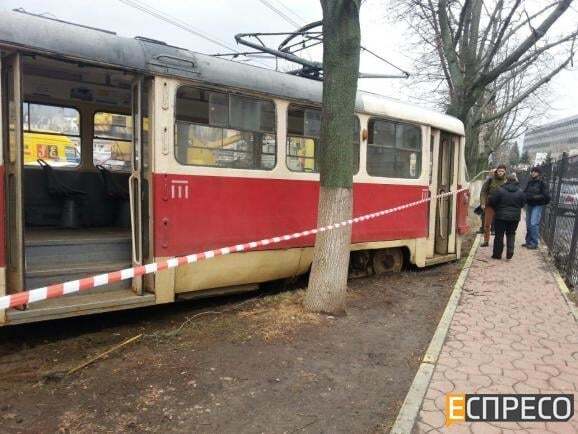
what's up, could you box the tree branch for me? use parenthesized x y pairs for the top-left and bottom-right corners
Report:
(479, 53), (574, 125)
(453, 0), (472, 48)
(481, 0), (522, 72)
(478, 0), (504, 57)
(437, 0), (464, 89)
(499, 30), (578, 76)
(501, 1), (559, 43)
(479, 0), (574, 88)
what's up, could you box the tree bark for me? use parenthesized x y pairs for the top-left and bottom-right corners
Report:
(304, 188), (352, 314)
(304, 0), (361, 315)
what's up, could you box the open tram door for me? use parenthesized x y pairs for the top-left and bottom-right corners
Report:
(1, 52), (25, 309)
(129, 76), (154, 296)
(130, 78), (144, 295)
(426, 130), (460, 263)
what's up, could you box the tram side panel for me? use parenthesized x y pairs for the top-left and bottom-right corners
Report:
(152, 173), (429, 293)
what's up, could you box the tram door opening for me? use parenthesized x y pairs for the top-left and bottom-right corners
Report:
(1, 52), (25, 299)
(3, 54), (152, 304)
(434, 133), (456, 255)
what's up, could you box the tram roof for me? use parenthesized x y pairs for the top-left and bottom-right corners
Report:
(0, 10), (464, 135)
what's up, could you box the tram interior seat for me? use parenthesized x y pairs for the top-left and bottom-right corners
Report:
(37, 159), (87, 228)
(20, 55), (134, 231)
(24, 166), (131, 229)
(97, 165), (131, 228)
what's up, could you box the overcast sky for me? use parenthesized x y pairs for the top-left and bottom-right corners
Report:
(2, 0), (577, 126)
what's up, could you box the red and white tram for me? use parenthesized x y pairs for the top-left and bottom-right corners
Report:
(0, 10), (469, 325)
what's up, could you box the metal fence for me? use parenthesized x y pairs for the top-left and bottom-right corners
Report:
(523, 153), (578, 288)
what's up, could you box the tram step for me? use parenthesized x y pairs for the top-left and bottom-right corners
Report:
(25, 229), (131, 269)
(6, 289), (156, 326)
(25, 261), (133, 290)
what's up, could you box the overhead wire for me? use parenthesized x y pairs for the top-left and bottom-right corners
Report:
(117, 0), (275, 68)
(272, 0), (308, 25)
(119, 0), (407, 79)
(255, 0), (317, 70)
(117, 0), (237, 52)
(256, 0), (302, 29)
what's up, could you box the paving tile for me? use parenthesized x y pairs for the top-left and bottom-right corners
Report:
(545, 421), (578, 434)
(419, 410), (445, 429)
(412, 226), (578, 433)
(439, 423), (474, 433)
(413, 421), (437, 433)
(470, 423), (502, 434)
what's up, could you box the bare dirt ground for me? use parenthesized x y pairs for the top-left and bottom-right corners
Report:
(0, 235), (473, 434)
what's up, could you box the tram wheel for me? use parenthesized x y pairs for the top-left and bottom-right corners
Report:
(372, 248), (404, 274)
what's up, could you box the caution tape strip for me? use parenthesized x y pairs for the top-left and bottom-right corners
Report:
(0, 188), (468, 310)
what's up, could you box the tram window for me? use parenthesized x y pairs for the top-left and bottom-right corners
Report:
(175, 86), (276, 170)
(93, 112), (133, 172)
(23, 102), (81, 167)
(286, 106), (360, 174)
(287, 107), (320, 172)
(229, 94), (275, 132)
(367, 119), (422, 179)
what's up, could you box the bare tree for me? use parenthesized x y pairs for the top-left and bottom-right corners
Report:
(508, 141), (520, 166)
(304, 0), (361, 315)
(391, 0), (577, 172)
(520, 148), (530, 164)
(477, 66), (548, 160)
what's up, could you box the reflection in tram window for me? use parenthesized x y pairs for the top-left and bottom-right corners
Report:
(22, 102), (81, 167)
(175, 86), (276, 170)
(93, 112), (133, 171)
(367, 119), (422, 179)
(286, 106), (360, 173)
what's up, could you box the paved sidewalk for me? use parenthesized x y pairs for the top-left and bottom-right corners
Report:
(414, 229), (578, 433)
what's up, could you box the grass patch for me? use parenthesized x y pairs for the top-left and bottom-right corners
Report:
(237, 290), (322, 342)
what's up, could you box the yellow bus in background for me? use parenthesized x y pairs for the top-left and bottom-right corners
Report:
(23, 132), (80, 167)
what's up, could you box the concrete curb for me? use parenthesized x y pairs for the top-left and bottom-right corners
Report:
(538, 245), (578, 323)
(389, 234), (481, 434)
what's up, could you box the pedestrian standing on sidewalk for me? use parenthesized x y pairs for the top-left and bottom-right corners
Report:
(489, 173), (526, 260)
(475, 169), (495, 233)
(479, 165), (507, 247)
(523, 166), (550, 250)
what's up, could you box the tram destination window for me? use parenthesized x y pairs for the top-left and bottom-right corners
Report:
(93, 112), (133, 171)
(286, 106), (360, 173)
(23, 103), (81, 167)
(175, 87), (276, 170)
(367, 119), (422, 178)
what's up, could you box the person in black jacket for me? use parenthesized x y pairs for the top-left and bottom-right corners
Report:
(489, 174), (526, 259)
(523, 166), (551, 249)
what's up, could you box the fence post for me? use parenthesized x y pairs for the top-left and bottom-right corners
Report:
(548, 153), (568, 252)
(566, 209), (578, 285)
(540, 163), (550, 243)
(545, 162), (554, 246)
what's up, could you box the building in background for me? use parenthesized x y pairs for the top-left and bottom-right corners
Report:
(523, 114), (578, 162)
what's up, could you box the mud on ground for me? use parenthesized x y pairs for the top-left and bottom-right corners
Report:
(0, 236), (473, 434)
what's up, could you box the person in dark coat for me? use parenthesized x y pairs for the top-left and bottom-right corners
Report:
(523, 166), (550, 249)
(480, 165), (506, 246)
(488, 173), (526, 259)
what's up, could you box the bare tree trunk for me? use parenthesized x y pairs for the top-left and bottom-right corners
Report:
(304, 188), (352, 314)
(304, 0), (361, 315)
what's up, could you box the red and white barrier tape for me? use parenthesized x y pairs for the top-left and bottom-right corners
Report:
(0, 188), (468, 310)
